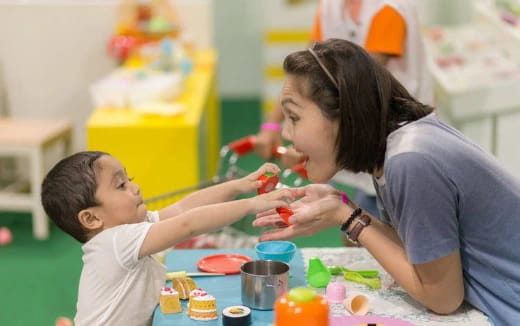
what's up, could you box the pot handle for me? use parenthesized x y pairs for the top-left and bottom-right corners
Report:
(265, 280), (285, 288)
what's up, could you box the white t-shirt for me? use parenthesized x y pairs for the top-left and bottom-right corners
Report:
(74, 211), (165, 326)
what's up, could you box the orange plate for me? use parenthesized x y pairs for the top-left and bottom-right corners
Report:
(197, 254), (253, 275)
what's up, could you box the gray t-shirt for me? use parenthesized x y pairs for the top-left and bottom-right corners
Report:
(375, 113), (520, 325)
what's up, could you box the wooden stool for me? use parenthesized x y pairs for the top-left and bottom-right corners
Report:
(0, 118), (72, 240)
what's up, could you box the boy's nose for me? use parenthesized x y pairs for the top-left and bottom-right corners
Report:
(132, 183), (141, 196)
(281, 121), (291, 141)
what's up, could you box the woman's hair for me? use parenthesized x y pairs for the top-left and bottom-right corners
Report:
(41, 151), (108, 243)
(283, 38), (433, 173)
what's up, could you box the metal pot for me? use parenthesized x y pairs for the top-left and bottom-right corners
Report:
(240, 260), (289, 310)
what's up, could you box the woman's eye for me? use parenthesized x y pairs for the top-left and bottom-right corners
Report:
(289, 115), (299, 122)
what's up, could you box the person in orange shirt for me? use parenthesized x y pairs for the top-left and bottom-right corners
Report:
(255, 0), (432, 217)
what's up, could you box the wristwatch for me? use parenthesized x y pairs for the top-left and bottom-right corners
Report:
(346, 214), (371, 245)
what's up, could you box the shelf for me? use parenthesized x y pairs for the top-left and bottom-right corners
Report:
(474, 1), (520, 42)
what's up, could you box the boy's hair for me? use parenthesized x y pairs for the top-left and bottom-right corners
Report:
(41, 151), (108, 243)
(283, 38), (433, 173)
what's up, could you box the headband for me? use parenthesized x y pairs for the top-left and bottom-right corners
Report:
(308, 47), (338, 89)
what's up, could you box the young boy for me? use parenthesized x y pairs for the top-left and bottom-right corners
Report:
(41, 151), (291, 326)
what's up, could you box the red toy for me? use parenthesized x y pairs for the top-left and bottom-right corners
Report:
(276, 207), (294, 225)
(257, 173), (279, 194)
(257, 173), (294, 225)
(108, 35), (139, 62)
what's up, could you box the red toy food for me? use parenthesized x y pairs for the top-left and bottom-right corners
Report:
(257, 173), (279, 194)
(276, 207), (294, 225)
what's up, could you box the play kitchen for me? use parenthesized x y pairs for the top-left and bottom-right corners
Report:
(152, 239), (388, 326)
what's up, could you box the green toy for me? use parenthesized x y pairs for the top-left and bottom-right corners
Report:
(343, 271), (381, 290)
(328, 265), (379, 278)
(307, 257), (331, 288)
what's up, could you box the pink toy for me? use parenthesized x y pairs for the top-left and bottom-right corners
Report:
(55, 317), (73, 326)
(325, 282), (346, 303)
(0, 227), (12, 246)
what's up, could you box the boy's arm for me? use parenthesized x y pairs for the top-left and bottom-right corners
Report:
(157, 179), (242, 220)
(139, 189), (292, 258)
(157, 163), (280, 220)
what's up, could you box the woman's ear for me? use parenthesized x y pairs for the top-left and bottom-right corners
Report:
(78, 209), (103, 231)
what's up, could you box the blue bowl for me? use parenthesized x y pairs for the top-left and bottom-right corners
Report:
(255, 241), (296, 263)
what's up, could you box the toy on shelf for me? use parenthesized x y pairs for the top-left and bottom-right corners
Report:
(109, 0), (185, 63)
(0, 226), (12, 246)
(116, 0), (180, 40)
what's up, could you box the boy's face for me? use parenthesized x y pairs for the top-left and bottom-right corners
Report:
(91, 155), (147, 229)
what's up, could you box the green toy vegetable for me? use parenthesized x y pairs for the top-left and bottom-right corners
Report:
(328, 265), (379, 278)
(343, 271), (381, 289)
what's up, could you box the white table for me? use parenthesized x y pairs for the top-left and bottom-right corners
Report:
(301, 248), (493, 326)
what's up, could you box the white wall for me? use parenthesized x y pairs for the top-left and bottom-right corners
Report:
(0, 0), (213, 151)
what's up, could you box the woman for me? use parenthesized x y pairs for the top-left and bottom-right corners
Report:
(253, 39), (520, 325)
(255, 0), (432, 217)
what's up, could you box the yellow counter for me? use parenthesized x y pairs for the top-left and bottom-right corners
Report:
(87, 50), (219, 199)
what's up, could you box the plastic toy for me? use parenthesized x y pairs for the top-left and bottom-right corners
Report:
(257, 173), (279, 194)
(55, 317), (73, 326)
(0, 227), (12, 246)
(108, 35), (139, 62)
(328, 265), (380, 278)
(307, 257), (331, 288)
(344, 271), (381, 290)
(256, 172), (294, 225)
(274, 287), (329, 326)
(275, 207), (294, 225)
(325, 281), (346, 303)
(255, 240), (296, 263)
(343, 294), (369, 316)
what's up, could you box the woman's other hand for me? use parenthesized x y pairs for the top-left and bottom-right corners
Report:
(280, 146), (306, 168)
(253, 184), (351, 241)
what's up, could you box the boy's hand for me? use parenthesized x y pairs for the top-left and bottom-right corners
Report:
(237, 163), (281, 194)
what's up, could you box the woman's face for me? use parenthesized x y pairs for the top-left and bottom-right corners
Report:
(280, 75), (340, 183)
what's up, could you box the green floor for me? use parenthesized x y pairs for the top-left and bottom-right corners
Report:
(0, 98), (345, 325)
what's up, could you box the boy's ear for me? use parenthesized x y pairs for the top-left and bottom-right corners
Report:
(78, 209), (103, 231)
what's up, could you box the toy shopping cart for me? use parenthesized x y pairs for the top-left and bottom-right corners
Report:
(144, 135), (309, 249)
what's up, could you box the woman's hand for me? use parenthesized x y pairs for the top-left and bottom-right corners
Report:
(253, 184), (351, 241)
(255, 129), (282, 159)
(236, 163), (281, 194)
(280, 146), (306, 168)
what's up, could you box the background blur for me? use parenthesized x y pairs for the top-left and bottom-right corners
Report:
(1, 0), (520, 324)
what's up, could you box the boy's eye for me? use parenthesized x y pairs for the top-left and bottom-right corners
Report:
(117, 177), (134, 189)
